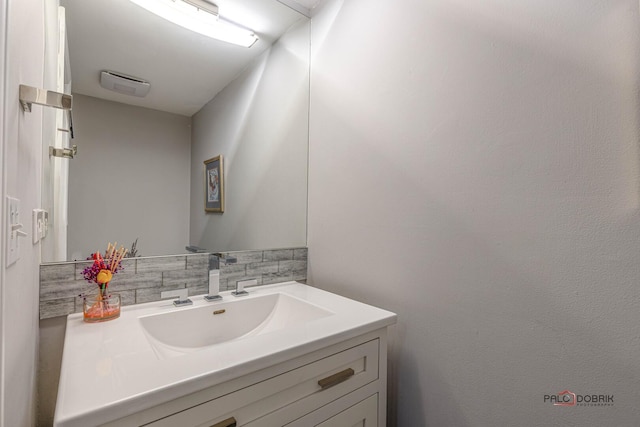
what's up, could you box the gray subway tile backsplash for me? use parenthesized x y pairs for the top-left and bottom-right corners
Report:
(136, 255), (186, 273)
(263, 271), (293, 285)
(107, 272), (163, 292)
(227, 250), (263, 264)
(293, 248), (308, 261)
(186, 255), (208, 270)
(40, 279), (92, 302)
(263, 249), (294, 262)
(40, 263), (75, 282)
(246, 261), (279, 276)
(39, 298), (75, 319)
(39, 248), (307, 319)
(162, 268), (208, 288)
(186, 282), (209, 296)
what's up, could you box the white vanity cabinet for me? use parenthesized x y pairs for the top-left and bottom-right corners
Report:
(55, 283), (397, 427)
(103, 329), (388, 427)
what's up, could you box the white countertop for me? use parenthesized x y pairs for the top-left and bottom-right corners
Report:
(53, 282), (397, 427)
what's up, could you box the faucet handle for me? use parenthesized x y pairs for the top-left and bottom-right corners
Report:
(232, 278), (257, 297)
(160, 289), (192, 307)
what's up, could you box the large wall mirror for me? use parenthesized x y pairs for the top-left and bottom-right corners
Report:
(42, 0), (311, 262)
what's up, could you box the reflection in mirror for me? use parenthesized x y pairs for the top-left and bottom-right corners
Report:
(42, 0), (310, 262)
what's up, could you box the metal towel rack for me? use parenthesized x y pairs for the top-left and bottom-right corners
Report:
(49, 145), (77, 159)
(19, 84), (74, 138)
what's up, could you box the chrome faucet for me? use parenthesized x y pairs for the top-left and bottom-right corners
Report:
(160, 288), (192, 307)
(232, 278), (256, 297)
(204, 253), (222, 302)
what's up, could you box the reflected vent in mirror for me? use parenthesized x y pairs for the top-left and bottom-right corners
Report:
(100, 71), (151, 97)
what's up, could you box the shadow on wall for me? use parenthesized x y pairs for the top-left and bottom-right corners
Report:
(394, 355), (428, 427)
(37, 316), (67, 426)
(387, 324), (471, 427)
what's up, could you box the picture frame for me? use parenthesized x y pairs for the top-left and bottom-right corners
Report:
(204, 155), (224, 213)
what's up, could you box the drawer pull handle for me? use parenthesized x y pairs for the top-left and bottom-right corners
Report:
(318, 368), (355, 390)
(210, 417), (237, 427)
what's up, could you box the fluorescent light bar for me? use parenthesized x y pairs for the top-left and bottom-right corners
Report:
(129, 0), (259, 47)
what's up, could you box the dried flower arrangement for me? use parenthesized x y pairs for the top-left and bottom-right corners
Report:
(82, 242), (128, 298)
(81, 243), (128, 322)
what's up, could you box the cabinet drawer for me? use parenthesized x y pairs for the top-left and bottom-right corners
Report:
(314, 394), (378, 427)
(146, 339), (379, 427)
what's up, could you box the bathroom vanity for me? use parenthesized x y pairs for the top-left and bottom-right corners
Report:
(54, 282), (397, 426)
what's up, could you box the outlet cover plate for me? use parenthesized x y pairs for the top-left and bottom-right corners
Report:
(6, 196), (20, 266)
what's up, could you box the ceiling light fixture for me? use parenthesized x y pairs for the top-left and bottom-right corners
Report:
(129, 0), (259, 47)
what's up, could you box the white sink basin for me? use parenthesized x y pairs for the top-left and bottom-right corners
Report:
(139, 293), (332, 358)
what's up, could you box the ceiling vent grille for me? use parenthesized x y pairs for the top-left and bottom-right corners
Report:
(100, 71), (151, 97)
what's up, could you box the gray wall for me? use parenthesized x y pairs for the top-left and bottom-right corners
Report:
(308, 0), (640, 426)
(189, 19), (309, 253)
(67, 94), (191, 260)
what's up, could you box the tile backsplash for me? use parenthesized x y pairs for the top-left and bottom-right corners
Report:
(39, 247), (307, 320)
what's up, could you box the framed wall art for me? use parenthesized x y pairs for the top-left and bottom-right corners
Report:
(204, 155), (224, 213)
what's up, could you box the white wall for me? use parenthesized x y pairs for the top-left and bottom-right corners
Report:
(1, 0), (49, 425)
(67, 94), (191, 260)
(189, 19), (309, 253)
(0, 0), (5, 422)
(308, 0), (640, 426)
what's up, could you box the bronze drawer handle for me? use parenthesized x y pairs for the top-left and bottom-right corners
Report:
(317, 368), (355, 390)
(210, 417), (237, 427)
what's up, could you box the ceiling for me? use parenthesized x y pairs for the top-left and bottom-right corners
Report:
(60, 0), (312, 116)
